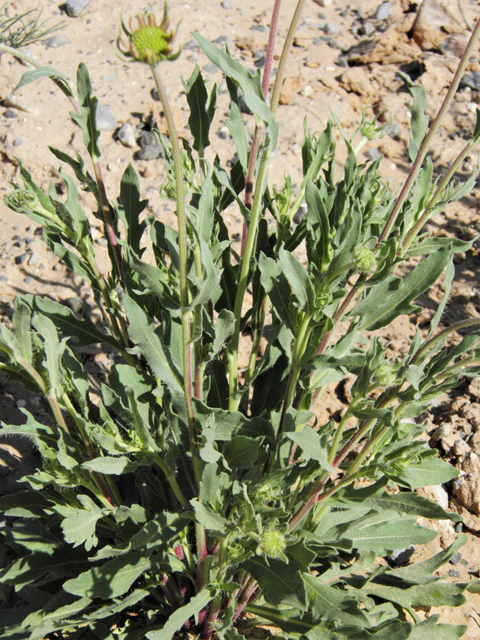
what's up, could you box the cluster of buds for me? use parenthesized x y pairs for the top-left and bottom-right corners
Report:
(116, 2), (181, 66)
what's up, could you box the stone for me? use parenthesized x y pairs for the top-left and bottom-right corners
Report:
(469, 378), (480, 400)
(44, 35), (71, 48)
(134, 145), (163, 161)
(360, 22), (376, 36)
(460, 72), (480, 92)
(454, 451), (480, 516)
(460, 402), (480, 431)
(66, 0), (90, 17)
(279, 77), (303, 106)
(417, 484), (449, 511)
(216, 127), (229, 140)
(344, 30), (419, 65)
(117, 123), (136, 148)
(4, 109), (18, 118)
(448, 569), (461, 578)
(339, 67), (375, 98)
(24, 276), (33, 284)
(313, 0), (332, 6)
(212, 35), (229, 44)
(450, 551), (462, 565)
(387, 123), (402, 139)
(138, 131), (159, 148)
(323, 22), (340, 36)
(293, 204), (308, 226)
(13, 138), (23, 147)
(222, 0), (234, 9)
(204, 63), (218, 74)
(375, 2), (392, 21)
(96, 104), (118, 131)
(68, 296), (84, 315)
(365, 148), (383, 161)
(389, 546), (415, 566)
(439, 35), (469, 58)
(15, 253), (30, 265)
(412, 0), (463, 51)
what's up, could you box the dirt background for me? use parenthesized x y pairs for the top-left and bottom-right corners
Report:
(1, 0), (480, 636)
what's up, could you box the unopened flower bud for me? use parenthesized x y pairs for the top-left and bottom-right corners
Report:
(260, 529), (286, 559)
(375, 362), (396, 388)
(353, 246), (376, 273)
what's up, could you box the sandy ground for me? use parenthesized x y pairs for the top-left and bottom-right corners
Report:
(1, 0), (480, 636)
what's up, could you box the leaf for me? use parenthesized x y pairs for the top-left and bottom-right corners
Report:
(58, 170), (91, 242)
(302, 575), (370, 627)
(286, 429), (333, 471)
(241, 557), (307, 609)
(82, 456), (134, 475)
(193, 34), (278, 147)
(44, 229), (95, 283)
(146, 589), (213, 640)
(279, 248), (315, 314)
(63, 552), (151, 599)
(258, 252), (294, 332)
(184, 64), (214, 154)
(32, 315), (67, 396)
(399, 73), (429, 163)
(119, 163), (148, 258)
(21, 295), (119, 350)
(123, 294), (183, 394)
(71, 62), (101, 160)
(353, 247), (451, 331)
(12, 66), (74, 99)
(226, 77), (249, 172)
(12, 303), (32, 363)
(196, 171), (215, 243)
(223, 435), (264, 468)
(211, 309), (235, 358)
(305, 180), (331, 272)
(49, 146), (101, 208)
(386, 454), (459, 489)
(408, 615), (467, 640)
(56, 495), (104, 551)
(365, 582), (467, 610)
(190, 498), (228, 534)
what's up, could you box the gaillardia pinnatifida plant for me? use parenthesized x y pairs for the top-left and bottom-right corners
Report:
(1, 1), (480, 639)
(116, 1), (181, 65)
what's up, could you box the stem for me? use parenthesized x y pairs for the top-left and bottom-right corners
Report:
(151, 453), (193, 512)
(412, 317), (480, 364)
(401, 140), (478, 255)
(232, 575), (258, 624)
(151, 63), (202, 486)
(378, 18), (480, 244)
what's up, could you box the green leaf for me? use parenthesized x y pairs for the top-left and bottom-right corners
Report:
(386, 454), (459, 489)
(259, 252), (294, 332)
(12, 66), (74, 99)
(226, 77), (249, 172)
(44, 229), (95, 283)
(223, 435), (264, 468)
(82, 456), (134, 475)
(71, 62), (101, 160)
(49, 146), (101, 208)
(408, 615), (467, 640)
(56, 495), (104, 551)
(32, 314), (67, 396)
(366, 582), (467, 609)
(119, 163), (148, 257)
(279, 248), (315, 314)
(193, 34), (278, 148)
(190, 498), (228, 535)
(241, 557), (307, 609)
(146, 589), (213, 640)
(353, 247), (451, 331)
(123, 294), (183, 394)
(211, 309), (235, 358)
(286, 429), (333, 471)
(184, 64), (214, 154)
(63, 552), (151, 599)
(302, 575), (370, 627)
(196, 171), (215, 243)
(305, 180), (331, 272)
(12, 302), (32, 363)
(399, 73), (429, 163)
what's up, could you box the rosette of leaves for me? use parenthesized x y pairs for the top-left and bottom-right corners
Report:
(1, 5), (480, 640)
(0, 2), (64, 49)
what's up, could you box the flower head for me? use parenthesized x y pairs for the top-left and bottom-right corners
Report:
(116, 2), (182, 66)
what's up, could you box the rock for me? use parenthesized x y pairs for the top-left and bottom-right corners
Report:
(454, 451), (480, 516)
(387, 123), (401, 138)
(344, 30), (418, 65)
(96, 104), (118, 131)
(66, 0), (89, 17)
(450, 497), (480, 532)
(469, 378), (480, 400)
(360, 22), (376, 36)
(0, 276), (9, 283)
(293, 204), (308, 226)
(460, 402), (480, 431)
(222, 0), (234, 9)
(44, 35), (71, 48)
(450, 551), (462, 565)
(216, 127), (229, 140)
(68, 296), (84, 315)
(460, 72), (480, 92)
(212, 35), (229, 44)
(313, 0), (332, 6)
(448, 569), (461, 578)
(389, 546), (415, 566)
(138, 131), (159, 148)
(279, 77), (303, 106)
(15, 253), (30, 265)
(3, 109), (18, 118)
(432, 423), (451, 441)
(439, 35), (469, 58)
(417, 484), (449, 511)
(412, 0), (463, 51)
(24, 276), (33, 284)
(117, 123), (136, 148)
(204, 63), (218, 74)
(134, 145), (163, 160)
(338, 67), (375, 98)
(238, 93), (252, 115)
(375, 2), (392, 21)
(323, 22), (340, 36)
(13, 138), (23, 147)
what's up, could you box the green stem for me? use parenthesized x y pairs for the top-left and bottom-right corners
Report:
(378, 17), (480, 244)
(412, 317), (480, 364)
(151, 453), (193, 512)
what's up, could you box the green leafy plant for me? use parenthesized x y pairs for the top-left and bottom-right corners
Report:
(1, 1), (480, 639)
(0, 2), (64, 50)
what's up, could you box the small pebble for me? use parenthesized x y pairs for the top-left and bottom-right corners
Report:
(323, 22), (340, 36)
(16, 399), (26, 408)
(29, 254), (40, 265)
(204, 63), (218, 74)
(459, 71), (480, 91)
(461, 559), (469, 567)
(360, 22), (376, 36)
(375, 2), (392, 21)
(15, 252), (30, 265)
(4, 109), (18, 119)
(432, 424), (451, 441)
(254, 55), (266, 68)
(117, 122), (136, 148)
(96, 104), (118, 131)
(135, 145), (163, 160)
(138, 131), (159, 148)
(44, 35), (71, 48)
(450, 552), (462, 565)
(66, 0), (90, 17)
(293, 203), (308, 225)
(314, 0), (332, 6)
(68, 296), (84, 315)
(389, 546), (415, 566)
(212, 35), (229, 44)
(0, 276), (9, 283)
(97, 237), (108, 248)
(24, 276), (33, 284)
(448, 569), (461, 578)
(13, 138), (23, 147)
(365, 148), (383, 161)
(222, 0), (234, 9)
(216, 127), (229, 140)
(300, 85), (314, 97)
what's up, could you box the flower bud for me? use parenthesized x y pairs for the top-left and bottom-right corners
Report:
(5, 189), (39, 214)
(353, 246), (376, 273)
(375, 362), (396, 388)
(259, 528), (286, 559)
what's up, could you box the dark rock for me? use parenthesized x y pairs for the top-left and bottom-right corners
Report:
(212, 35), (229, 44)
(448, 569), (461, 578)
(66, 0), (89, 17)
(238, 93), (252, 115)
(134, 145), (163, 161)
(137, 131), (159, 148)
(335, 55), (349, 67)
(254, 55), (266, 68)
(460, 72), (480, 91)
(293, 204), (307, 225)
(387, 123), (402, 139)
(4, 109), (18, 119)
(15, 253), (30, 265)
(450, 552), (462, 565)
(365, 148), (383, 161)
(388, 546), (415, 566)
(360, 22), (376, 36)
